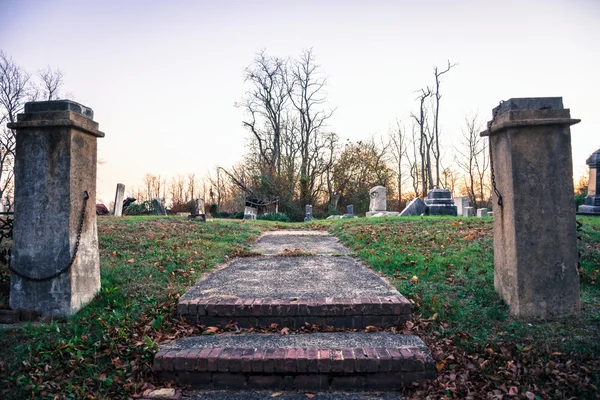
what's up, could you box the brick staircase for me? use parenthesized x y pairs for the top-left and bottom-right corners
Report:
(153, 231), (435, 391)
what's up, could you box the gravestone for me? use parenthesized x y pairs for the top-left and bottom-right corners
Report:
(482, 97), (580, 318)
(454, 196), (469, 216)
(304, 205), (314, 222)
(188, 199), (206, 221)
(113, 183), (125, 217)
(463, 207), (475, 217)
(7, 100), (104, 317)
(366, 186), (386, 217)
(152, 199), (167, 215)
(477, 208), (488, 217)
(244, 206), (257, 220)
(424, 188), (457, 216)
(578, 148), (600, 215)
(346, 204), (354, 216)
(399, 197), (427, 216)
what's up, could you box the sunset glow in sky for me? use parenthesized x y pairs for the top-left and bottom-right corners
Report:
(1, 0), (599, 203)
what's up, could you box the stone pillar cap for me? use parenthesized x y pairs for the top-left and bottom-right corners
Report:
(24, 100), (94, 119)
(7, 99), (104, 137)
(481, 97), (580, 137)
(586, 149), (600, 168)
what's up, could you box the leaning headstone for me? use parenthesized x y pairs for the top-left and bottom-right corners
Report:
(243, 206), (257, 220)
(482, 97), (580, 318)
(113, 183), (125, 217)
(400, 198), (427, 216)
(366, 186), (387, 217)
(8, 100), (104, 317)
(578, 148), (600, 215)
(463, 207), (475, 217)
(304, 205), (314, 222)
(152, 199), (167, 215)
(454, 196), (469, 216)
(476, 208), (488, 218)
(424, 188), (457, 216)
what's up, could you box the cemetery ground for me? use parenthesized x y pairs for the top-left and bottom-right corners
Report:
(0, 216), (599, 399)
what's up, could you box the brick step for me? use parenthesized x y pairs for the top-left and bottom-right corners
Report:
(178, 296), (412, 328)
(154, 332), (435, 390)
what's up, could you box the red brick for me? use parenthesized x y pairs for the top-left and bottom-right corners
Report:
(247, 375), (283, 389)
(207, 348), (223, 371)
(282, 375), (295, 390)
(0, 310), (19, 324)
(286, 301), (299, 316)
(259, 299), (272, 315)
(296, 348), (308, 372)
(331, 376), (364, 389)
(263, 348), (277, 373)
(351, 316), (364, 329)
(318, 349), (331, 373)
(184, 348), (200, 371)
(206, 298), (222, 316)
(241, 298), (254, 316)
(330, 349), (344, 373)
(273, 348), (287, 372)
(340, 298), (354, 316)
(369, 297), (383, 315)
(177, 301), (188, 315)
(295, 375), (327, 390)
(353, 348), (368, 372)
(297, 301), (309, 316)
(387, 348), (403, 371)
(412, 348), (426, 371)
(162, 350), (178, 371)
(196, 348), (212, 371)
(362, 316), (384, 327)
(284, 348), (297, 372)
(240, 348), (255, 373)
(307, 348), (319, 373)
(213, 373), (247, 389)
(196, 300), (207, 316)
(363, 347), (379, 373)
(217, 348), (233, 372)
(153, 350), (168, 371)
(400, 348), (415, 371)
(365, 373), (401, 389)
(251, 299), (263, 316)
(228, 348), (244, 372)
(375, 348), (392, 372)
(251, 348), (266, 372)
(342, 349), (355, 373)
(188, 299), (199, 316)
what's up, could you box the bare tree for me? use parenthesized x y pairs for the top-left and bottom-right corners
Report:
(455, 114), (485, 208)
(405, 123), (422, 198)
(236, 51), (288, 176)
(38, 66), (64, 101)
(287, 48), (334, 206)
(411, 88), (432, 197)
(432, 60), (456, 187)
(389, 120), (406, 210)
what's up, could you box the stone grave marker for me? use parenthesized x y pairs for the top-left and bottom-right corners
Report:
(399, 197), (427, 216)
(113, 183), (125, 217)
(244, 206), (257, 220)
(578, 148), (600, 215)
(424, 188), (457, 216)
(454, 196), (469, 216)
(477, 208), (488, 217)
(304, 204), (314, 222)
(464, 207), (475, 217)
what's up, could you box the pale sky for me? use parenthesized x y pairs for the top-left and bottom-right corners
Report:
(1, 0), (599, 203)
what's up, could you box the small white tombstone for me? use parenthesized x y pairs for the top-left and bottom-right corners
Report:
(477, 208), (488, 218)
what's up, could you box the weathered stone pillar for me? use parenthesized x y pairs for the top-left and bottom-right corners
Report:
(482, 97), (580, 318)
(113, 183), (125, 217)
(8, 100), (104, 317)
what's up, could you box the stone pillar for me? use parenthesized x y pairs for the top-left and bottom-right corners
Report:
(113, 183), (125, 216)
(482, 97), (580, 318)
(304, 205), (313, 222)
(8, 100), (104, 317)
(578, 148), (600, 214)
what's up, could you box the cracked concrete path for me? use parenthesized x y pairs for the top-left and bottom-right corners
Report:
(251, 230), (350, 255)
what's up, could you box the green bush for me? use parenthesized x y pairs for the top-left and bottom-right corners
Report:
(257, 212), (290, 222)
(234, 211), (244, 219)
(124, 201), (154, 215)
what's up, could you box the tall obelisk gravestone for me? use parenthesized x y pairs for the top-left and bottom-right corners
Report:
(482, 97), (580, 318)
(8, 101), (104, 317)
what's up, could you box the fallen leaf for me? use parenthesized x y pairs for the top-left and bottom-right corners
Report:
(270, 392), (283, 397)
(410, 275), (418, 283)
(306, 395), (315, 399)
(127, 258), (134, 263)
(280, 327), (289, 335)
(203, 326), (219, 334)
(365, 325), (377, 332)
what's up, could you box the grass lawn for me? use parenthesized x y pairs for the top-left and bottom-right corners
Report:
(0, 215), (598, 399)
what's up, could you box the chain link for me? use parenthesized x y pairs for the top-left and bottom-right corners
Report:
(488, 101), (504, 207)
(9, 190), (89, 282)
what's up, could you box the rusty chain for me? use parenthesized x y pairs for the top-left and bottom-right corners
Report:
(9, 190), (89, 282)
(488, 101), (504, 207)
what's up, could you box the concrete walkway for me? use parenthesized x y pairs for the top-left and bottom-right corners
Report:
(155, 230), (434, 392)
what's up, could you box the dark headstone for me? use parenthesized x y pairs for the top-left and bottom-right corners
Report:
(424, 188), (457, 216)
(400, 198), (427, 216)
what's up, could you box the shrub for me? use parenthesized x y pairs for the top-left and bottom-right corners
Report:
(257, 212), (290, 222)
(124, 201), (154, 215)
(234, 211), (244, 219)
